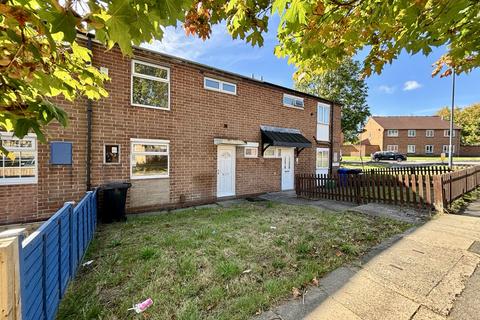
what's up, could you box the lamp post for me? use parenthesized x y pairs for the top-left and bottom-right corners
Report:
(448, 69), (456, 169)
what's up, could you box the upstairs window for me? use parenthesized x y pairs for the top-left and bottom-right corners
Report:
(408, 130), (416, 137)
(386, 129), (398, 137)
(444, 129), (456, 137)
(204, 77), (237, 95)
(283, 94), (304, 109)
(131, 60), (170, 110)
(426, 130), (434, 137)
(0, 133), (37, 185)
(131, 139), (169, 179)
(316, 102), (331, 142)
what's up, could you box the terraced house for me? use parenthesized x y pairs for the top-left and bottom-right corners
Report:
(0, 36), (341, 225)
(360, 116), (461, 156)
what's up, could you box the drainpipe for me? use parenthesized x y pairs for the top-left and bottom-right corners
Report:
(328, 103), (334, 174)
(86, 34), (94, 191)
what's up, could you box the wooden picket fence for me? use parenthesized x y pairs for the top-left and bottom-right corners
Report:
(296, 165), (480, 211)
(296, 173), (438, 210)
(368, 165), (452, 176)
(439, 165), (480, 207)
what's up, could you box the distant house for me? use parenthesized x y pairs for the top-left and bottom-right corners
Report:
(360, 116), (461, 156)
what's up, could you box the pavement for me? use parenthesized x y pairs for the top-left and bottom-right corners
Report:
(256, 198), (480, 320)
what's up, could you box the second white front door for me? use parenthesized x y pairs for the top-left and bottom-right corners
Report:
(217, 145), (236, 197)
(280, 148), (295, 190)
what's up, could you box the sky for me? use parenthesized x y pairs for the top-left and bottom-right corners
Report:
(142, 17), (480, 116)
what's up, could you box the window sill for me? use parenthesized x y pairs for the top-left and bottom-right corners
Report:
(283, 104), (304, 110)
(130, 175), (169, 180)
(131, 103), (170, 111)
(0, 179), (37, 186)
(204, 87), (237, 96)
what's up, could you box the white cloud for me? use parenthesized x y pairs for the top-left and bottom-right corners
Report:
(378, 85), (396, 94)
(403, 80), (422, 91)
(141, 24), (264, 67)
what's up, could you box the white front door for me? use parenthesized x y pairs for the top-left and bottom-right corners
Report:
(316, 148), (330, 175)
(217, 145), (236, 197)
(280, 148), (295, 190)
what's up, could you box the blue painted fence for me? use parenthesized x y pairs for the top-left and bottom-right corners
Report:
(19, 190), (97, 320)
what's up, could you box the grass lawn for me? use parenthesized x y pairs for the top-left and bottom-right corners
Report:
(57, 202), (412, 320)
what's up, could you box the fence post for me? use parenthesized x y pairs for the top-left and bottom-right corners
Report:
(433, 175), (445, 213)
(0, 228), (25, 320)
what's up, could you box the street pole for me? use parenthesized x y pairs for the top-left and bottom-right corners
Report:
(448, 69), (455, 169)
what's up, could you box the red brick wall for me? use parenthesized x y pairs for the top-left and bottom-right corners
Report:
(0, 41), (342, 224)
(460, 145), (480, 157)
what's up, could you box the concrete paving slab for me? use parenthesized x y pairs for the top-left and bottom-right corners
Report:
(359, 238), (463, 298)
(322, 270), (420, 320)
(348, 203), (429, 223)
(448, 266), (480, 320)
(304, 298), (362, 320)
(404, 226), (475, 251)
(425, 252), (480, 316)
(411, 306), (446, 320)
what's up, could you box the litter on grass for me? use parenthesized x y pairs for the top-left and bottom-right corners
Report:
(82, 260), (94, 267)
(128, 298), (153, 313)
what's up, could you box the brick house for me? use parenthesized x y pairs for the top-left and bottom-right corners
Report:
(0, 37), (342, 225)
(360, 116), (461, 156)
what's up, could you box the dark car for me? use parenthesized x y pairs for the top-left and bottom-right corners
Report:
(371, 151), (407, 162)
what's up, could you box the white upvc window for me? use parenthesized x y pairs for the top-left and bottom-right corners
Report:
(425, 145), (434, 154)
(282, 94), (304, 109)
(442, 145), (456, 154)
(408, 130), (416, 137)
(386, 145), (398, 152)
(444, 129), (456, 137)
(316, 102), (331, 142)
(244, 147), (258, 158)
(407, 145), (416, 154)
(386, 129), (398, 137)
(316, 149), (329, 169)
(130, 139), (169, 179)
(263, 145), (282, 158)
(426, 130), (434, 137)
(0, 133), (37, 185)
(131, 60), (170, 110)
(204, 77), (237, 95)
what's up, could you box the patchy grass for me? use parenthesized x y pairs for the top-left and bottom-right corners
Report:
(57, 203), (412, 320)
(448, 187), (480, 213)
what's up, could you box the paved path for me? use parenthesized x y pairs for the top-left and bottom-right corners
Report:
(257, 201), (480, 320)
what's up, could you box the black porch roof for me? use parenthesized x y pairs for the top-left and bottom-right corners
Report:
(260, 126), (312, 148)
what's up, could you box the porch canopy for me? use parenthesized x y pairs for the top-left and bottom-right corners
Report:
(260, 125), (312, 155)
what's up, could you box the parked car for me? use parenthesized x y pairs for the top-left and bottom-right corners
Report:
(371, 151), (407, 162)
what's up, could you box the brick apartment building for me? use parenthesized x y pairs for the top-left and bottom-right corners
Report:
(0, 36), (341, 225)
(360, 116), (461, 156)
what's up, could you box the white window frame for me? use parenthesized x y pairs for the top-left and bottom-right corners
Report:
(130, 138), (170, 179)
(444, 129), (456, 137)
(386, 129), (398, 137)
(425, 145), (434, 154)
(316, 102), (331, 142)
(103, 144), (121, 165)
(282, 94), (304, 109)
(0, 132), (37, 185)
(386, 145), (398, 152)
(263, 145), (282, 158)
(316, 148), (329, 169)
(407, 130), (416, 137)
(244, 147), (258, 158)
(426, 130), (434, 137)
(131, 60), (170, 110)
(204, 77), (237, 95)
(442, 145), (455, 154)
(407, 145), (416, 154)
